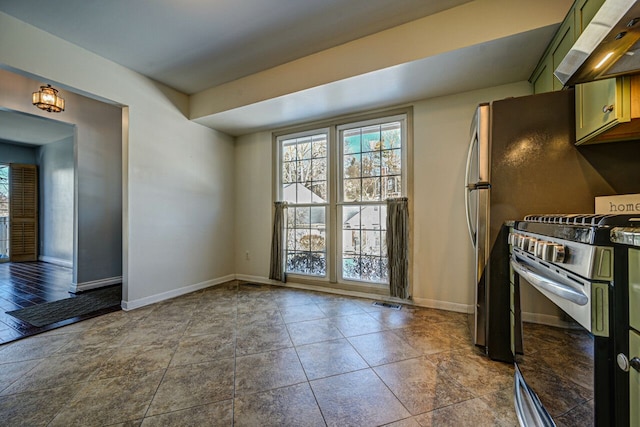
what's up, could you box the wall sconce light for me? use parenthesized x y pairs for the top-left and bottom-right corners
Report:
(32, 84), (65, 113)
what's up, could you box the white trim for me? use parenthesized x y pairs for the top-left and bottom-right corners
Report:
(237, 274), (387, 301)
(236, 274), (473, 313)
(410, 296), (474, 314)
(39, 255), (72, 268)
(70, 276), (122, 293)
(121, 274), (236, 311)
(521, 311), (573, 328)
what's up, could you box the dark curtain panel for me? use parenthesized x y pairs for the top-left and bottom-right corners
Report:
(386, 197), (409, 299)
(269, 201), (287, 282)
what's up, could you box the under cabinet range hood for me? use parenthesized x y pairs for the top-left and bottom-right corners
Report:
(556, 0), (640, 86)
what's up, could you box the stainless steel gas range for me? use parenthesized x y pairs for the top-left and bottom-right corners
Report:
(508, 214), (640, 426)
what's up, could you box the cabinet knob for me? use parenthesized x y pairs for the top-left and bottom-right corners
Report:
(617, 353), (640, 372)
(603, 104), (614, 113)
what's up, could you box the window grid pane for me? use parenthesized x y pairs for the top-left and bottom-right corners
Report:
(280, 132), (328, 278)
(281, 134), (327, 205)
(341, 203), (388, 283)
(339, 119), (402, 284)
(340, 121), (402, 203)
(286, 205), (327, 276)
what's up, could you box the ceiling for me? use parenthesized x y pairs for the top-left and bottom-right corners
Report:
(0, 0), (569, 136)
(0, 109), (74, 146)
(0, 0), (474, 95)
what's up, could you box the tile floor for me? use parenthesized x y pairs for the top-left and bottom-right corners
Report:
(0, 281), (518, 426)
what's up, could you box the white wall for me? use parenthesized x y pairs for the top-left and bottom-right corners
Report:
(411, 82), (531, 310)
(234, 82), (534, 311)
(0, 12), (236, 307)
(234, 132), (273, 278)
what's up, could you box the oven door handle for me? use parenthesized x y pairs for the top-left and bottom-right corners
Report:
(510, 258), (589, 306)
(514, 364), (556, 427)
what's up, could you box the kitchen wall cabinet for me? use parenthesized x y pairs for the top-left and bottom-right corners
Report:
(531, 13), (574, 93)
(576, 77), (630, 144)
(573, 0), (604, 33)
(631, 330), (639, 427)
(576, 75), (640, 144)
(630, 248), (640, 427)
(530, 0), (604, 94)
(529, 0), (640, 145)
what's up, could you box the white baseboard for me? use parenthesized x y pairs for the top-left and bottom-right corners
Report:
(236, 274), (390, 302)
(122, 274), (236, 311)
(235, 274), (474, 313)
(235, 274), (273, 285)
(410, 297), (474, 314)
(39, 255), (72, 268)
(522, 311), (571, 328)
(70, 276), (122, 293)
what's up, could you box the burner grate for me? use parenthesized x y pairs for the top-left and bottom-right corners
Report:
(523, 214), (639, 227)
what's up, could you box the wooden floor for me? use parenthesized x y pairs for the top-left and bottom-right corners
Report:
(0, 261), (120, 344)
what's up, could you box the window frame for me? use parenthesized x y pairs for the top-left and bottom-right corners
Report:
(273, 108), (412, 290)
(276, 128), (331, 280)
(336, 114), (407, 286)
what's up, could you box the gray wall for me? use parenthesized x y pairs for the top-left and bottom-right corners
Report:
(75, 102), (122, 285)
(0, 141), (36, 164)
(37, 137), (73, 265)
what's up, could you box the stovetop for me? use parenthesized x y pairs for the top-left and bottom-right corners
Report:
(523, 214), (640, 227)
(515, 214), (640, 245)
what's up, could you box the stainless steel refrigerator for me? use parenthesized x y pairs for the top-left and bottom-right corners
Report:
(463, 89), (637, 362)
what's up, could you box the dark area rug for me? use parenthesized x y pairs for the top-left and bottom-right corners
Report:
(6, 285), (122, 327)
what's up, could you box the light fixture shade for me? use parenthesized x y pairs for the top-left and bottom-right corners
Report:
(32, 84), (65, 113)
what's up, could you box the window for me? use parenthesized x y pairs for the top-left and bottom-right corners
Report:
(280, 131), (329, 276)
(276, 113), (408, 286)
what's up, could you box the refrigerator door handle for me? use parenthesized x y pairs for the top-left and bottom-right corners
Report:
(465, 130), (479, 247)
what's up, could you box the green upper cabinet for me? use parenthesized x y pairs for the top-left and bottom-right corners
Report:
(574, 0), (604, 33)
(630, 248), (640, 332)
(576, 77), (631, 144)
(531, 10), (574, 94)
(551, 17), (576, 91)
(531, 55), (553, 95)
(530, 0), (605, 94)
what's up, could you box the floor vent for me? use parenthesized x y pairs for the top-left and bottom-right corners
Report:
(372, 301), (402, 310)
(240, 283), (262, 288)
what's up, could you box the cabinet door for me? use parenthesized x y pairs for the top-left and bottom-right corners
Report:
(630, 329), (640, 427)
(574, 0), (605, 35)
(551, 17), (575, 91)
(532, 56), (553, 94)
(630, 248), (640, 332)
(575, 77), (631, 144)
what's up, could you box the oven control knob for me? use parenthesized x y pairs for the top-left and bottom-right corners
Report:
(508, 232), (517, 246)
(552, 244), (566, 263)
(519, 236), (530, 250)
(527, 238), (537, 254)
(538, 241), (553, 261)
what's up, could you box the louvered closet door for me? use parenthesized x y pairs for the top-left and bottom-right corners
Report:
(10, 164), (38, 262)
